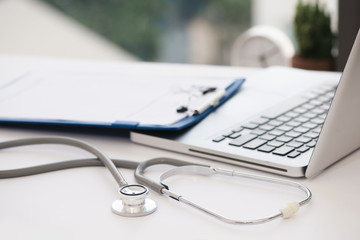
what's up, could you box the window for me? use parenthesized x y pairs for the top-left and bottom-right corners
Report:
(12, 0), (340, 66)
(43, 0), (252, 65)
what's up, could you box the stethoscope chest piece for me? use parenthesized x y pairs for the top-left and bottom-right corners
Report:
(111, 184), (157, 217)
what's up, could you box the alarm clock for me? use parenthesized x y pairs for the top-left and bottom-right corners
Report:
(230, 25), (295, 67)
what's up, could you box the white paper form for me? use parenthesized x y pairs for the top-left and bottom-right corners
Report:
(0, 71), (234, 126)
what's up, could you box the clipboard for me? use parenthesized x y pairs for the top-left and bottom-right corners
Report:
(0, 70), (245, 131)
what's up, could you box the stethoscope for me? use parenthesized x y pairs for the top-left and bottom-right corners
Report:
(0, 136), (312, 225)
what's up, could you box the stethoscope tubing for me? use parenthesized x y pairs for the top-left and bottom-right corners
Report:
(135, 157), (209, 193)
(0, 136), (130, 187)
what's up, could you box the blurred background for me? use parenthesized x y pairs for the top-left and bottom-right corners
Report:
(0, 0), (358, 70)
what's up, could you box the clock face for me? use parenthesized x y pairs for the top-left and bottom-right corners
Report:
(233, 36), (285, 67)
(230, 26), (294, 68)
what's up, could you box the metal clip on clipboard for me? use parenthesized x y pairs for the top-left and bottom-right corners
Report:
(176, 86), (227, 116)
(189, 89), (226, 116)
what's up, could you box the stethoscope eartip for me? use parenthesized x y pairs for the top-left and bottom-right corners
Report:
(111, 184), (157, 217)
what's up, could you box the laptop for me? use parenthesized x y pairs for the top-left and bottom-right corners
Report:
(131, 30), (360, 178)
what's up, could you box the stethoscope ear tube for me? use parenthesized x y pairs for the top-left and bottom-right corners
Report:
(157, 165), (312, 224)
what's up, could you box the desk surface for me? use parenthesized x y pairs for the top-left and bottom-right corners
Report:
(1, 59), (359, 240)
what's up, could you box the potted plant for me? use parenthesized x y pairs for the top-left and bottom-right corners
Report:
(292, 0), (334, 71)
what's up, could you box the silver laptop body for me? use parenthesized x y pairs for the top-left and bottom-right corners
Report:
(131, 30), (360, 178)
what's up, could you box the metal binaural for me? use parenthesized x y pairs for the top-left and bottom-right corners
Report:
(159, 165), (312, 224)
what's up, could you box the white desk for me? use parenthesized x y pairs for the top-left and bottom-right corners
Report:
(0, 58), (359, 240)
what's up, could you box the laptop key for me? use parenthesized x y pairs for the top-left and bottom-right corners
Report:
(293, 126), (310, 134)
(267, 140), (284, 148)
(277, 125), (293, 132)
(276, 136), (293, 143)
(241, 122), (259, 130)
(293, 107), (308, 114)
(212, 136), (225, 142)
(306, 140), (317, 148)
(311, 108), (327, 115)
(301, 103), (315, 110)
(303, 112), (318, 119)
(243, 139), (267, 150)
(272, 146), (295, 156)
(259, 133), (277, 141)
(286, 120), (302, 127)
(287, 151), (301, 158)
(295, 136), (312, 144)
(268, 129), (285, 136)
(276, 115), (292, 122)
(229, 134), (257, 147)
(304, 131), (319, 139)
(284, 131), (302, 138)
(286, 140), (304, 148)
(268, 120), (283, 127)
(231, 126), (244, 132)
(312, 126), (323, 134)
(285, 111), (300, 118)
(228, 131), (242, 139)
(259, 124), (275, 131)
(221, 130), (234, 137)
(297, 146), (310, 153)
(311, 117), (325, 125)
(309, 99), (323, 106)
(293, 116), (310, 123)
(250, 129), (266, 135)
(302, 122), (318, 129)
(258, 145), (276, 153)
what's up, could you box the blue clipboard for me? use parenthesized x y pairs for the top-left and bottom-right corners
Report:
(0, 70), (245, 131)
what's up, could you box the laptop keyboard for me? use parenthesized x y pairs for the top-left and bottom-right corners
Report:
(212, 83), (337, 158)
